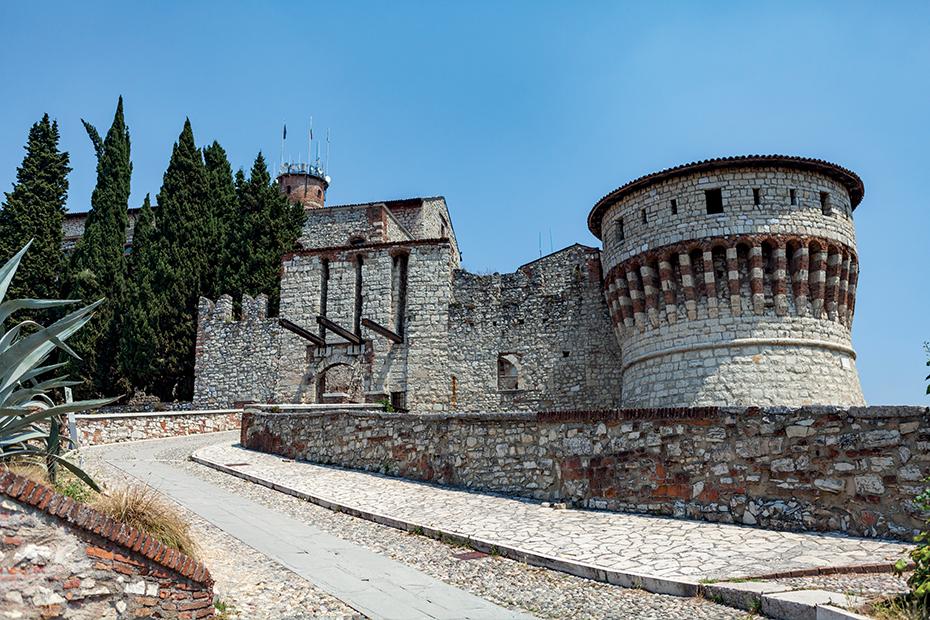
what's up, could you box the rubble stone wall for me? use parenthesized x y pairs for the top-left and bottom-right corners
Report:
(242, 405), (930, 540)
(449, 245), (624, 411)
(74, 410), (241, 446)
(0, 472), (213, 619)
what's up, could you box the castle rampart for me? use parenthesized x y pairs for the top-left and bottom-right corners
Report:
(590, 156), (866, 408)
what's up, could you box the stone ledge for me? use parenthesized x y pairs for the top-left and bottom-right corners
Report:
(0, 470), (212, 586)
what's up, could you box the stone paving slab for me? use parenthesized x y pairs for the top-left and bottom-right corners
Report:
(193, 440), (909, 587)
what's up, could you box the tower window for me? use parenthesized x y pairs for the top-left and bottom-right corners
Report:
(790, 189), (797, 205)
(670, 199), (678, 215)
(704, 189), (724, 214)
(497, 353), (523, 391)
(820, 192), (832, 216)
(614, 218), (625, 243)
(753, 188), (761, 206)
(316, 188), (322, 198)
(286, 185), (292, 195)
(641, 208), (647, 224)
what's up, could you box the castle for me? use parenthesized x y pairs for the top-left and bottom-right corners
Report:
(160, 154), (858, 410)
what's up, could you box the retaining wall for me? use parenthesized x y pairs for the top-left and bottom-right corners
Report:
(0, 472), (213, 619)
(74, 410), (241, 446)
(241, 405), (930, 540)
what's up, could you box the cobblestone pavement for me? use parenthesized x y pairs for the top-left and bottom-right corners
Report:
(84, 433), (750, 620)
(757, 571), (909, 597)
(194, 439), (909, 582)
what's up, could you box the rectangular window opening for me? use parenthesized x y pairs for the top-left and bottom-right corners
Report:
(391, 253), (408, 337)
(753, 188), (761, 206)
(641, 208), (647, 224)
(704, 188), (724, 214)
(790, 189), (797, 206)
(670, 199), (678, 215)
(354, 255), (363, 336)
(319, 258), (330, 340)
(820, 192), (832, 216)
(615, 218), (625, 243)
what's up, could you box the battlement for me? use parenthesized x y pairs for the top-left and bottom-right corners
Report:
(197, 293), (270, 323)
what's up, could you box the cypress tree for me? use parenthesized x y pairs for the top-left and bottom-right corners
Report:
(65, 97), (132, 396)
(0, 114), (71, 304)
(119, 194), (158, 393)
(233, 153), (304, 314)
(147, 119), (210, 400)
(202, 141), (237, 298)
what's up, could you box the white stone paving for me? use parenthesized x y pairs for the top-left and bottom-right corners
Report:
(194, 441), (909, 582)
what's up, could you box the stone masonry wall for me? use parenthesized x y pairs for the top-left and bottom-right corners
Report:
(1, 472), (213, 619)
(242, 405), (930, 540)
(449, 245), (623, 411)
(74, 410), (241, 446)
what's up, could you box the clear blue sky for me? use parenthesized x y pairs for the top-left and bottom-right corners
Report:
(1, 2), (927, 404)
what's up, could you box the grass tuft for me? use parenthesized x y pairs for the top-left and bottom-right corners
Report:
(92, 484), (199, 559)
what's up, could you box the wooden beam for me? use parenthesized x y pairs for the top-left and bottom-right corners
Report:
(316, 316), (363, 345)
(278, 318), (325, 346)
(361, 318), (403, 344)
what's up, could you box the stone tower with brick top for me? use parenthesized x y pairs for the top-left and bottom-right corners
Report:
(277, 162), (329, 209)
(589, 155), (866, 408)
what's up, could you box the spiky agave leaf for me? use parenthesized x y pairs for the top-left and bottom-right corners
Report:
(0, 243), (114, 494)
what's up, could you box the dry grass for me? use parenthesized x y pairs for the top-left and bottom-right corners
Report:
(91, 484), (200, 560)
(865, 595), (929, 620)
(3, 461), (51, 485)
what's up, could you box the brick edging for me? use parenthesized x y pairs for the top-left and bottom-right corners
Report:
(0, 470), (212, 586)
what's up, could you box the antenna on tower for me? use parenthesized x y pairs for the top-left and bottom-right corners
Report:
(280, 122), (287, 173)
(308, 116), (313, 174)
(325, 128), (331, 175)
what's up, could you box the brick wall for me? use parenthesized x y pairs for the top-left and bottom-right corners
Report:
(74, 410), (241, 446)
(0, 472), (213, 619)
(242, 405), (930, 540)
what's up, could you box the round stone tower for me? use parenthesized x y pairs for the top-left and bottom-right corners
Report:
(589, 155), (866, 407)
(277, 163), (330, 209)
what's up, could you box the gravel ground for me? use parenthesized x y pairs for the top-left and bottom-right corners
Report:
(84, 433), (751, 620)
(765, 571), (909, 597)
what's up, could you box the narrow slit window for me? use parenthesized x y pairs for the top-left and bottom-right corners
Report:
(753, 188), (761, 206)
(354, 255), (363, 335)
(790, 189), (797, 205)
(670, 199), (678, 215)
(319, 258), (330, 339)
(704, 188), (724, 214)
(820, 192), (832, 216)
(391, 253), (408, 337)
(615, 218), (625, 243)
(641, 208), (647, 224)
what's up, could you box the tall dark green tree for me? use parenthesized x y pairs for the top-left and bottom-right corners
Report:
(119, 194), (159, 393)
(202, 141), (237, 298)
(147, 119), (211, 399)
(231, 153), (304, 314)
(64, 97), (132, 396)
(0, 114), (71, 303)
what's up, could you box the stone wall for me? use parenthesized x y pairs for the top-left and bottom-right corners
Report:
(242, 405), (930, 540)
(449, 244), (624, 411)
(74, 410), (241, 446)
(1, 472), (213, 619)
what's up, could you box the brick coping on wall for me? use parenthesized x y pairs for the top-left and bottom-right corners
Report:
(0, 470), (212, 586)
(247, 404), (930, 423)
(74, 409), (242, 421)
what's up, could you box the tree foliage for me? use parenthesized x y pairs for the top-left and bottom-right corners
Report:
(64, 97), (131, 396)
(0, 114), (70, 306)
(118, 194), (158, 393)
(202, 141), (237, 299)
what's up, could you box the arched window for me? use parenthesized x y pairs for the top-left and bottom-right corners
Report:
(497, 353), (523, 391)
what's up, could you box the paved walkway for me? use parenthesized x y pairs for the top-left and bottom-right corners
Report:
(94, 438), (534, 620)
(193, 440), (909, 587)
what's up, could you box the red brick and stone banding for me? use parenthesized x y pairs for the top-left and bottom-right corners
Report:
(0, 471), (213, 619)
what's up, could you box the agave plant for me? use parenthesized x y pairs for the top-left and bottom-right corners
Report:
(0, 241), (115, 491)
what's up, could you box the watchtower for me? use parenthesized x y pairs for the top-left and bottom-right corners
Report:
(277, 162), (330, 210)
(589, 155), (866, 408)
